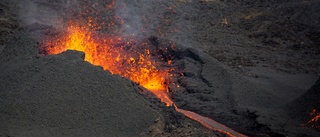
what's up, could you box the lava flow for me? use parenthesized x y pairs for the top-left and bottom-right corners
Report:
(41, 22), (174, 105)
(175, 106), (247, 137)
(41, 21), (246, 137)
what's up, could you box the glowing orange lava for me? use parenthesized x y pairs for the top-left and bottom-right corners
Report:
(175, 106), (248, 137)
(42, 22), (174, 106)
(42, 22), (246, 137)
(304, 109), (320, 129)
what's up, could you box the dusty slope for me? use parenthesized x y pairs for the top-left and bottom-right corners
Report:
(168, 43), (320, 136)
(290, 78), (320, 124)
(173, 0), (320, 75)
(0, 31), (158, 137)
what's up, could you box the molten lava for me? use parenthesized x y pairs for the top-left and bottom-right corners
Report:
(305, 109), (320, 129)
(175, 106), (247, 137)
(41, 21), (248, 136)
(38, 0), (250, 136)
(42, 22), (173, 106)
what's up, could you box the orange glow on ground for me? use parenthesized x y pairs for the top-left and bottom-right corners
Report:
(42, 22), (173, 106)
(175, 106), (247, 137)
(304, 109), (320, 129)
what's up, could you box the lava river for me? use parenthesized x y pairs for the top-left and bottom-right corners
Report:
(41, 22), (247, 137)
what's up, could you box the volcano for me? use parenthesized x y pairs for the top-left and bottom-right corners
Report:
(1, 0), (320, 137)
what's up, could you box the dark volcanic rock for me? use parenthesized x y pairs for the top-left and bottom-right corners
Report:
(170, 45), (320, 136)
(0, 31), (158, 137)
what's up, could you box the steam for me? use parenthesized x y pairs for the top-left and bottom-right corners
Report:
(113, 0), (182, 37)
(114, 0), (143, 35)
(15, 0), (185, 42)
(16, 0), (65, 28)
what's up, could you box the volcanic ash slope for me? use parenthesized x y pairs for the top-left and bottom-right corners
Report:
(0, 31), (158, 137)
